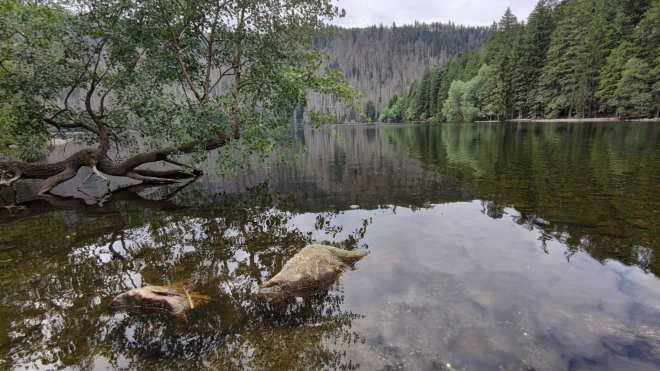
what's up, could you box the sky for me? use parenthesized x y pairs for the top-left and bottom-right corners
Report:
(330, 0), (537, 28)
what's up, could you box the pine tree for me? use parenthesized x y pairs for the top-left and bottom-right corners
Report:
(518, 0), (557, 117)
(632, 0), (660, 115)
(596, 42), (631, 114)
(482, 8), (521, 117)
(429, 69), (442, 119)
(482, 67), (507, 120)
(610, 58), (654, 117)
(416, 68), (432, 118)
(536, 0), (591, 118)
(510, 24), (527, 118)
(397, 0), (659, 121)
(364, 100), (376, 122)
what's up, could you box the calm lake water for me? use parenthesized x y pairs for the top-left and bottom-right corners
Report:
(1, 122), (660, 371)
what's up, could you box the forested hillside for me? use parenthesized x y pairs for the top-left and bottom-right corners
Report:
(302, 22), (490, 122)
(384, 0), (660, 123)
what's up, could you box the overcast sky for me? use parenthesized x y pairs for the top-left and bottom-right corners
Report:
(330, 0), (537, 27)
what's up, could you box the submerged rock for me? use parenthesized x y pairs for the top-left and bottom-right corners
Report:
(258, 244), (368, 298)
(110, 286), (189, 315)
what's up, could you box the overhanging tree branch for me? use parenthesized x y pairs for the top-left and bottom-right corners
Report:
(0, 0), (355, 198)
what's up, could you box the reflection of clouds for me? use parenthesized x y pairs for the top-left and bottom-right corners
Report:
(633, 245), (654, 270)
(3, 203), (371, 370)
(4, 122), (660, 369)
(507, 204), (657, 273)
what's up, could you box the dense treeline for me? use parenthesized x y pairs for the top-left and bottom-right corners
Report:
(382, 0), (660, 123)
(305, 22), (490, 122)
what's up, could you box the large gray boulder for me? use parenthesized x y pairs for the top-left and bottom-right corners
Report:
(109, 286), (188, 315)
(258, 244), (368, 298)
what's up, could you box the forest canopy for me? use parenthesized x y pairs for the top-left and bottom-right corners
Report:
(381, 0), (660, 123)
(0, 0), (356, 194)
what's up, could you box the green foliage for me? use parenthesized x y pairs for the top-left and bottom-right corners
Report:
(597, 42), (631, 112)
(364, 100), (376, 122)
(377, 95), (406, 123)
(517, 0), (556, 115)
(482, 68), (508, 120)
(609, 58), (654, 117)
(0, 0), (70, 160)
(0, 0), (358, 169)
(400, 0), (658, 120)
(442, 80), (466, 122)
(632, 0), (660, 116)
(441, 65), (490, 122)
(378, 107), (390, 122)
(386, 98), (403, 122)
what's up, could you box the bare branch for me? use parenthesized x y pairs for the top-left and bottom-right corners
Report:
(77, 172), (94, 189)
(209, 65), (237, 93)
(126, 171), (180, 183)
(156, 0), (203, 102)
(100, 49), (147, 116)
(43, 118), (101, 136)
(203, 2), (224, 97)
(0, 169), (22, 187)
(164, 158), (194, 169)
(92, 165), (110, 185)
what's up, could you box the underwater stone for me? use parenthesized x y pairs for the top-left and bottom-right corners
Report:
(109, 286), (188, 315)
(258, 244), (368, 298)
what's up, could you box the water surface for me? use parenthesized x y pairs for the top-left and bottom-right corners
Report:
(1, 122), (660, 370)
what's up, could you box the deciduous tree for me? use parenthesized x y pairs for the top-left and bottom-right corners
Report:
(0, 0), (356, 195)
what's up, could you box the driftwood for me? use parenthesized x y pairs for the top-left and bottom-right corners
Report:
(109, 283), (211, 316)
(110, 286), (188, 315)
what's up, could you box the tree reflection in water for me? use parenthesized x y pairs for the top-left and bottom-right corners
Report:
(3, 121), (660, 370)
(0, 183), (368, 370)
(386, 122), (660, 275)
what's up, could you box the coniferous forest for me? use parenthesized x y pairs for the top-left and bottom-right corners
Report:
(379, 0), (660, 122)
(303, 22), (490, 123)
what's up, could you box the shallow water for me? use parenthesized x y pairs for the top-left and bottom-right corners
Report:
(1, 122), (660, 370)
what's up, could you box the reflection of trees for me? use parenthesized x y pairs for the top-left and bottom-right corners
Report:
(388, 122), (660, 275)
(0, 183), (369, 370)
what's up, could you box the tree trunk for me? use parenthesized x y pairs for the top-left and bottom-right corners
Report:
(0, 130), (237, 196)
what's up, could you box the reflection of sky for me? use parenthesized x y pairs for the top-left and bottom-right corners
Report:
(308, 201), (660, 369)
(7, 202), (660, 370)
(294, 202), (660, 314)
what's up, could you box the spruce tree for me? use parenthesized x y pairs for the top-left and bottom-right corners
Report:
(429, 69), (442, 119)
(510, 25), (527, 118)
(610, 58), (654, 117)
(596, 42), (631, 114)
(482, 67), (507, 120)
(416, 68), (432, 119)
(537, 0), (591, 118)
(632, 0), (660, 115)
(519, 0), (557, 117)
(364, 101), (376, 122)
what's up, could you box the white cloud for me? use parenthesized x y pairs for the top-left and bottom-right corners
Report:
(330, 0), (537, 27)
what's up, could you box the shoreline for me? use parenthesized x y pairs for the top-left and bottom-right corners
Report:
(472, 117), (660, 123)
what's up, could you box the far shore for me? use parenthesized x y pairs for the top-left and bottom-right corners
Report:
(473, 117), (660, 123)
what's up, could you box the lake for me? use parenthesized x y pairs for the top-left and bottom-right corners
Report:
(1, 122), (660, 371)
